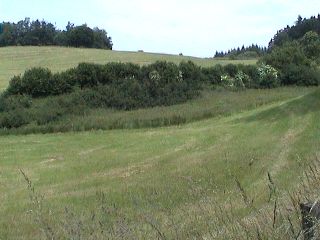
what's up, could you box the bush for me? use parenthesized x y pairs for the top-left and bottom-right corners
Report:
(257, 64), (279, 88)
(238, 65), (260, 88)
(234, 71), (247, 89)
(179, 61), (201, 83)
(20, 67), (53, 97)
(99, 63), (140, 85)
(6, 75), (23, 95)
(261, 40), (319, 86)
(76, 63), (101, 88)
(281, 64), (320, 86)
(201, 64), (224, 84)
(0, 94), (32, 112)
(224, 64), (238, 77)
(221, 74), (235, 89)
(50, 72), (73, 95)
(140, 61), (200, 107)
(33, 100), (65, 125)
(0, 108), (30, 128)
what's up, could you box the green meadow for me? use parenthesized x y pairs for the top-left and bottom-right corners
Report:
(0, 87), (319, 239)
(0, 46), (319, 239)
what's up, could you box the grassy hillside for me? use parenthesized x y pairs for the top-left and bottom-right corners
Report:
(0, 46), (256, 91)
(0, 88), (319, 239)
(3, 87), (313, 135)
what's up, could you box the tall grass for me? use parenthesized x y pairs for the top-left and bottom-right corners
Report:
(21, 155), (320, 239)
(0, 87), (314, 135)
(1, 87), (318, 239)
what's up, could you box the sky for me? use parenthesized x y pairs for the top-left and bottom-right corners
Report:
(1, 0), (319, 57)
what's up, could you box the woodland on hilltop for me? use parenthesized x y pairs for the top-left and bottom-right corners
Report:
(0, 18), (113, 49)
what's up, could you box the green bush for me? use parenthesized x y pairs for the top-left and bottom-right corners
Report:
(179, 61), (201, 84)
(6, 75), (23, 95)
(281, 64), (320, 86)
(0, 94), (32, 112)
(221, 74), (235, 89)
(100, 62), (140, 85)
(234, 71), (247, 89)
(20, 67), (53, 97)
(257, 64), (280, 88)
(76, 63), (101, 88)
(261, 40), (319, 86)
(33, 100), (65, 125)
(0, 108), (30, 128)
(238, 65), (260, 88)
(224, 64), (239, 77)
(201, 64), (224, 84)
(50, 72), (73, 95)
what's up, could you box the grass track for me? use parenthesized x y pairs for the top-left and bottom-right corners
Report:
(0, 88), (319, 238)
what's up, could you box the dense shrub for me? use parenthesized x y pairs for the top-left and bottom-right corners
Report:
(2, 56), (316, 132)
(238, 65), (260, 88)
(221, 74), (235, 89)
(262, 41), (311, 71)
(0, 108), (30, 128)
(76, 63), (101, 88)
(5, 75), (23, 96)
(234, 71), (248, 89)
(202, 64), (224, 84)
(261, 40), (320, 86)
(0, 95), (32, 112)
(179, 61), (202, 87)
(257, 64), (280, 88)
(224, 64), (239, 77)
(14, 67), (54, 97)
(33, 100), (65, 125)
(99, 63), (140, 85)
(281, 64), (320, 86)
(300, 31), (320, 62)
(50, 72), (74, 95)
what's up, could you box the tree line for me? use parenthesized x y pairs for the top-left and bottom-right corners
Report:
(261, 15), (320, 87)
(214, 44), (268, 59)
(269, 14), (320, 48)
(0, 18), (113, 49)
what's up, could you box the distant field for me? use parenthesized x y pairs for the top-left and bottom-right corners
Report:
(0, 88), (319, 239)
(0, 46), (257, 91)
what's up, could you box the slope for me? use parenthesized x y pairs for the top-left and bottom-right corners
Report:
(0, 46), (256, 90)
(0, 88), (319, 239)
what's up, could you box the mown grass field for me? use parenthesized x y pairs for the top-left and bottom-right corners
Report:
(0, 46), (256, 91)
(0, 87), (319, 239)
(0, 46), (319, 238)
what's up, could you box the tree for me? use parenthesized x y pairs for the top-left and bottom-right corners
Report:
(0, 18), (113, 50)
(0, 23), (15, 46)
(300, 31), (320, 62)
(92, 27), (113, 49)
(68, 24), (94, 48)
(261, 41), (319, 86)
(270, 14), (320, 48)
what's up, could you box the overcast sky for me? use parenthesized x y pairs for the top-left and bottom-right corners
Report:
(1, 0), (319, 57)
